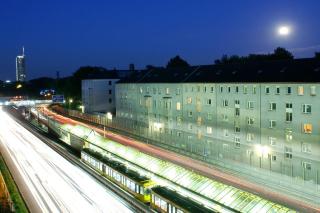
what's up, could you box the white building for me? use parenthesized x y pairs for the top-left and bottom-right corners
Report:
(82, 79), (119, 113)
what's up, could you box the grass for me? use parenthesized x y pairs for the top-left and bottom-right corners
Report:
(0, 155), (29, 213)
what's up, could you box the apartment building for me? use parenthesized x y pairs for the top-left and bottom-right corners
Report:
(115, 59), (320, 192)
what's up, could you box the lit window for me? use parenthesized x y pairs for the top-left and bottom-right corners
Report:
(187, 97), (192, 104)
(269, 102), (276, 111)
(301, 143), (311, 153)
(269, 120), (276, 128)
(269, 137), (276, 146)
(166, 88), (170, 94)
(302, 104), (311, 114)
(310, 86), (316, 96)
(285, 129), (293, 141)
(298, 86), (304, 95)
(197, 130), (202, 139)
(197, 116), (202, 125)
(303, 123), (312, 134)
(207, 126), (212, 134)
(176, 102), (181, 110)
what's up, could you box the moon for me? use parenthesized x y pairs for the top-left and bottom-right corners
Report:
(278, 26), (290, 36)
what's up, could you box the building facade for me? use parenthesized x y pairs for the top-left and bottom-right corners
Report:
(82, 79), (119, 113)
(16, 47), (26, 82)
(114, 59), (320, 202)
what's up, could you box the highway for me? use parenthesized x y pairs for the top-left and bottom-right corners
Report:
(0, 108), (133, 213)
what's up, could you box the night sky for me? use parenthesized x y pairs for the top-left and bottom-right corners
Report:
(1, 0), (319, 80)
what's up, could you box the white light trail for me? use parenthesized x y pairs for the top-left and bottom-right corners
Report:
(0, 109), (133, 213)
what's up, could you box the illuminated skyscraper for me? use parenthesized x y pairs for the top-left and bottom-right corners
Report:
(16, 46), (26, 82)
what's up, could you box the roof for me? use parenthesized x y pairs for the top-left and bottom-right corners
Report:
(152, 186), (216, 213)
(118, 58), (320, 83)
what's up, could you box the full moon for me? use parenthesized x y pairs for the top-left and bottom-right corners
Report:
(278, 26), (290, 36)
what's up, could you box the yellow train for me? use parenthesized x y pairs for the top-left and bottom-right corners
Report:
(81, 148), (155, 203)
(81, 148), (216, 213)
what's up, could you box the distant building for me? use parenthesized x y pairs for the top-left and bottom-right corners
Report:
(16, 47), (26, 82)
(114, 58), (320, 204)
(81, 70), (133, 114)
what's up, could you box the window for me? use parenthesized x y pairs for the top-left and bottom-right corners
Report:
(302, 104), (311, 114)
(228, 86), (231, 93)
(235, 86), (239, 93)
(222, 114), (228, 121)
(177, 132), (182, 137)
(109, 98), (112, 103)
(235, 137), (240, 148)
(247, 133), (254, 141)
(108, 81), (112, 85)
(269, 102), (276, 111)
(207, 126), (212, 134)
(286, 112), (292, 122)
(247, 101), (254, 109)
(301, 143), (311, 153)
(298, 86), (304, 95)
(243, 86), (248, 94)
(235, 108), (240, 116)
(153, 88), (157, 94)
(310, 86), (316, 96)
(220, 86), (223, 93)
(197, 116), (202, 125)
(285, 147), (292, 159)
(269, 120), (276, 128)
(188, 111), (193, 117)
(265, 86), (270, 94)
(303, 123), (312, 134)
(223, 100), (228, 107)
(276, 86), (280, 94)
(207, 99), (212, 105)
(176, 116), (182, 125)
(188, 123), (193, 130)
(286, 103), (292, 109)
(223, 129), (229, 137)
(207, 113), (213, 120)
(176, 88), (180, 95)
(303, 162), (311, 170)
(210, 87), (214, 93)
(166, 88), (170, 94)
(187, 97), (192, 104)
(272, 155), (277, 161)
(176, 102), (181, 110)
(139, 87), (143, 93)
(269, 137), (276, 146)
(252, 86), (257, 94)
(235, 100), (240, 105)
(285, 129), (293, 141)
(287, 86), (292, 94)
(247, 117), (254, 125)
(108, 89), (112, 94)
(235, 126), (240, 133)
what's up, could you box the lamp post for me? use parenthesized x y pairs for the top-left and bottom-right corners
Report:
(68, 98), (73, 109)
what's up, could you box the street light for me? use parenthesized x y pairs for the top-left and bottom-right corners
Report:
(68, 99), (73, 109)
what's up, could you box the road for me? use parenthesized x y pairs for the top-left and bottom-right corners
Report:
(0, 108), (133, 213)
(42, 106), (320, 212)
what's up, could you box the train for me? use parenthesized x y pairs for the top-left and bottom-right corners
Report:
(81, 148), (216, 213)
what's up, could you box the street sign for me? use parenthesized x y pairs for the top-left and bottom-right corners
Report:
(52, 95), (64, 103)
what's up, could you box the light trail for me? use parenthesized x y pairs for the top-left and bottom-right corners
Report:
(0, 108), (133, 213)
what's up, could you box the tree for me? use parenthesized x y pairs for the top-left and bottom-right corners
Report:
(272, 47), (294, 60)
(166, 55), (190, 68)
(315, 52), (320, 60)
